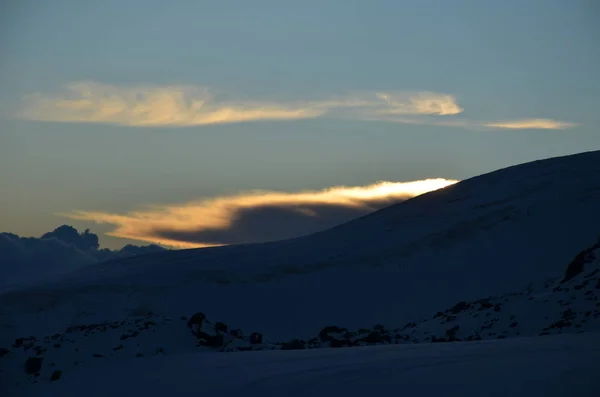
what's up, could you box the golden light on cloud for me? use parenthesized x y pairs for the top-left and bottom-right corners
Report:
(21, 82), (324, 127)
(20, 81), (464, 127)
(64, 178), (458, 248)
(375, 92), (463, 116)
(365, 116), (578, 131)
(484, 119), (578, 130)
(19, 81), (578, 130)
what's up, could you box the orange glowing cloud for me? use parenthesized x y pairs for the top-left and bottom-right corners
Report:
(63, 179), (458, 248)
(483, 119), (578, 130)
(20, 81), (463, 127)
(20, 81), (577, 130)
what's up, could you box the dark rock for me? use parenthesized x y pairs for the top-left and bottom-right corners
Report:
(445, 325), (461, 341)
(479, 300), (494, 310)
(214, 322), (228, 333)
(249, 332), (263, 345)
(25, 357), (43, 375)
(14, 337), (35, 348)
(229, 329), (243, 339)
(50, 370), (62, 381)
(187, 313), (206, 329)
(361, 331), (387, 344)
(281, 339), (305, 350)
(0, 348), (9, 357)
(562, 309), (576, 321)
(34, 346), (46, 356)
(450, 301), (470, 314)
(562, 237), (600, 282)
(197, 332), (224, 348)
(318, 326), (348, 342)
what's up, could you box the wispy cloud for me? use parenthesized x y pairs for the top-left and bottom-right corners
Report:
(19, 81), (578, 130)
(483, 119), (578, 130)
(64, 179), (458, 248)
(368, 116), (578, 131)
(20, 82), (462, 127)
(20, 82), (324, 126)
(374, 92), (463, 116)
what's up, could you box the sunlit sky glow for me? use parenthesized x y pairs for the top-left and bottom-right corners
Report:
(65, 179), (458, 248)
(1, 0), (599, 248)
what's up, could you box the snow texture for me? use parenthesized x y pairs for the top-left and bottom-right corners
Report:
(1, 150), (600, 395)
(7, 332), (600, 397)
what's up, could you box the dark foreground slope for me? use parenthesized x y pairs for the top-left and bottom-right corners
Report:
(1, 150), (599, 340)
(1, 236), (599, 392)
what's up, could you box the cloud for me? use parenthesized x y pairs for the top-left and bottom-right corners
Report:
(374, 92), (463, 116)
(483, 119), (578, 130)
(0, 231), (98, 289)
(64, 179), (458, 248)
(365, 116), (578, 131)
(0, 226), (166, 290)
(19, 81), (578, 130)
(20, 82), (324, 126)
(20, 81), (463, 127)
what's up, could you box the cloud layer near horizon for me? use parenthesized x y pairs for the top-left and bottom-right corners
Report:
(0, 227), (165, 289)
(64, 178), (458, 248)
(19, 81), (577, 130)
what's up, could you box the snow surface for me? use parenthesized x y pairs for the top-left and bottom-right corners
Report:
(7, 332), (600, 397)
(2, 150), (599, 340)
(2, 150), (600, 394)
(2, 238), (598, 390)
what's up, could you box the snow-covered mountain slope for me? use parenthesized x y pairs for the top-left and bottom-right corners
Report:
(2, 234), (598, 390)
(8, 332), (600, 397)
(1, 150), (600, 342)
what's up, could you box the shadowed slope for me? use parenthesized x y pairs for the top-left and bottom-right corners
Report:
(1, 150), (599, 340)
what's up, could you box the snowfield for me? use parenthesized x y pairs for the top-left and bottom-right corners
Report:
(2, 150), (600, 395)
(2, 151), (599, 339)
(8, 332), (600, 397)
(1, 235), (599, 392)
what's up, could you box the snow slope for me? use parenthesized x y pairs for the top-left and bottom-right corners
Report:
(8, 332), (600, 397)
(2, 234), (598, 390)
(1, 150), (600, 393)
(2, 150), (599, 339)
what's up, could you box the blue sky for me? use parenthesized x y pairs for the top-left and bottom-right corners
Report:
(1, 0), (599, 248)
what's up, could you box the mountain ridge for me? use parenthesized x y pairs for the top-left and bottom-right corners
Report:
(1, 150), (600, 386)
(1, 232), (599, 389)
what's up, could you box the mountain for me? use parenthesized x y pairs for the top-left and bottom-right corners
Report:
(1, 231), (599, 395)
(1, 150), (600, 392)
(0, 227), (167, 289)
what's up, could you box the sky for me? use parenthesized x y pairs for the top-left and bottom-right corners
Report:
(1, 0), (599, 249)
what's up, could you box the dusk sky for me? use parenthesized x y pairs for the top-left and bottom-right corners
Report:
(1, 0), (599, 249)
